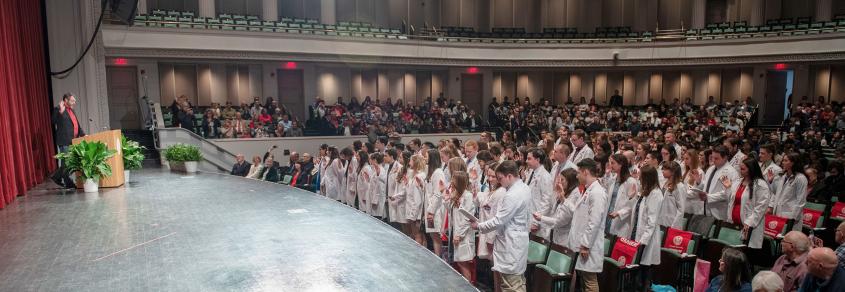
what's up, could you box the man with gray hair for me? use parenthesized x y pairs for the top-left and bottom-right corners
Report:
(752, 271), (783, 292)
(771, 231), (809, 292)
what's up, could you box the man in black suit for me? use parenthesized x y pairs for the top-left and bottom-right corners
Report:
(610, 89), (623, 107)
(259, 157), (280, 182)
(51, 93), (86, 188)
(230, 154), (251, 177)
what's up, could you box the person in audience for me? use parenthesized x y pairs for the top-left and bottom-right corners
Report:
(245, 156), (264, 179)
(230, 154), (250, 177)
(631, 165), (663, 289)
(259, 156), (280, 182)
(569, 158), (608, 292)
(751, 271), (784, 292)
(800, 247), (845, 292)
(605, 153), (638, 237)
(772, 231), (810, 292)
(424, 149), (447, 257)
(471, 161), (531, 292)
(177, 105), (196, 133)
(201, 109), (221, 138)
(525, 147), (554, 240)
(444, 171), (476, 280)
(290, 159), (311, 190)
(706, 247), (752, 292)
(658, 160), (686, 228)
(355, 150), (372, 214)
(834, 221), (845, 269)
(533, 168), (579, 248)
(287, 120), (304, 137)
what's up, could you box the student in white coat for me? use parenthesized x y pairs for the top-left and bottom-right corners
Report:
(355, 151), (372, 214)
(769, 153), (808, 231)
(526, 148), (555, 240)
(465, 140), (483, 191)
(345, 149), (359, 206)
(693, 146), (740, 221)
(629, 165), (664, 289)
(533, 168), (580, 249)
(471, 161), (532, 292)
(658, 161), (687, 228)
(702, 157), (771, 249)
(758, 144), (782, 188)
(321, 146), (340, 199)
(605, 153), (639, 237)
(568, 158), (609, 292)
(659, 144), (678, 186)
(444, 171), (476, 281)
(400, 153), (427, 245)
(681, 149), (704, 215)
(568, 129), (595, 164)
(725, 137), (747, 173)
(384, 149), (403, 225)
(551, 144), (578, 173)
(475, 162), (505, 261)
(424, 149), (447, 257)
(338, 148), (354, 205)
(368, 153), (387, 218)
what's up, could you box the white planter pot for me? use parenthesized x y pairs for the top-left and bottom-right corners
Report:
(83, 178), (99, 193)
(161, 157), (169, 169)
(184, 161), (198, 173)
(124, 170), (131, 184)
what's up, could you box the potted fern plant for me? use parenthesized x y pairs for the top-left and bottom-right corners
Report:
(54, 141), (117, 192)
(164, 144), (203, 173)
(121, 135), (146, 183)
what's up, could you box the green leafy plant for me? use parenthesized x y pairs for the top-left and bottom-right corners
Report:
(54, 141), (117, 181)
(121, 135), (146, 170)
(164, 144), (203, 162)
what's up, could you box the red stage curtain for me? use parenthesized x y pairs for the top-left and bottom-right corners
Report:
(0, 0), (56, 208)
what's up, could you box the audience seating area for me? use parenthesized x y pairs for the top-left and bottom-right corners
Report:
(685, 16), (845, 40)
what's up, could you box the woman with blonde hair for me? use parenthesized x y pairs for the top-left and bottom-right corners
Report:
(443, 171), (476, 280)
(658, 161), (687, 228)
(682, 148), (705, 215)
(399, 153), (427, 245)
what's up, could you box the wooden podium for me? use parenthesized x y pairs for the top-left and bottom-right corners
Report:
(72, 129), (125, 188)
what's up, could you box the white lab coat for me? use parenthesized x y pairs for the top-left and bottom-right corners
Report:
(683, 168), (704, 215)
(630, 188), (664, 266)
(403, 171), (427, 222)
(466, 155), (483, 191)
(706, 178), (770, 249)
(425, 168), (447, 233)
(527, 166), (555, 240)
(369, 163), (387, 218)
(658, 182), (687, 228)
(760, 161), (782, 185)
(345, 157), (359, 206)
(318, 157), (329, 195)
(568, 180), (609, 273)
(604, 175), (639, 237)
(698, 163), (741, 221)
(446, 190), (477, 262)
(551, 160), (578, 176)
(323, 159), (340, 199)
(569, 145), (595, 165)
(475, 187), (506, 259)
(356, 165), (373, 214)
(770, 173), (808, 227)
(478, 179), (532, 275)
(537, 188), (580, 248)
(386, 161), (404, 223)
(729, 151), (747, 173)
(337, 159), (348, 204)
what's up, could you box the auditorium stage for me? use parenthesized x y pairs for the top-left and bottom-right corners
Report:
(0, 169), (476, 291)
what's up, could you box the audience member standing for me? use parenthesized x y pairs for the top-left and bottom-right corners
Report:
(471, 161), (531, 292)
(568, 159), (608, 292)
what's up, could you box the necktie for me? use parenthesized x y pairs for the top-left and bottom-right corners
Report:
(705, 167), (719, 193)
(630, 196), (645, 240)
(527, 170), (536, 185)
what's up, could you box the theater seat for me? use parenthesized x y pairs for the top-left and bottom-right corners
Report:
(753, 215), (790, 269)
(703, 221), (747, 277)
(525, 234), (550, 290)
(600, 236), (644, 292)
(531, 243), (575, 292)
(654, 227), (700, 291)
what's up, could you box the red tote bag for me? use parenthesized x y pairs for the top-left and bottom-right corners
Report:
(610, 237), (640, 266)
(763, 214), (788, 237)
(663, 228), (693, 254)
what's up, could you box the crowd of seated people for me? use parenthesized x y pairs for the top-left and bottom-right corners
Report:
(225, 93), (845, 290)
(169, 95), (305, 139)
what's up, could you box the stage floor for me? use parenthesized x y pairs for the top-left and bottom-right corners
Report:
(0, 169), (476, 291)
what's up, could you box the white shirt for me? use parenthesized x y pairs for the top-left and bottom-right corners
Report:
(478, 179), (532, 275)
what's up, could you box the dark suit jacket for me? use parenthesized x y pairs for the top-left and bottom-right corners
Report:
(230, 161), (251, 177)
(293, 171), (313, 190)
(260, 166), (280, 182)
(52, 107), (86, 146)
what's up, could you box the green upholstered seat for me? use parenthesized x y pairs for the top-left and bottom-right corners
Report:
(527, 240), (549, 264)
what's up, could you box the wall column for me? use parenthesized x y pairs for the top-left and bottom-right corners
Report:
(262, 0), (278, 21)
(749, 0), (764, 26)
(815, 0), (832, 22)
(321, 0), (336, 25)
(691, 0), (706, 29)
(136, 0), (147, 15)
(198, 0), (215, 18)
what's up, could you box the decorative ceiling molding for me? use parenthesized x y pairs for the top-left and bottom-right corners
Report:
(104, 47), (845, 67)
